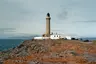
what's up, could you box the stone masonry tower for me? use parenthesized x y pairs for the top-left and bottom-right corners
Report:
(46, 13), (51, 37)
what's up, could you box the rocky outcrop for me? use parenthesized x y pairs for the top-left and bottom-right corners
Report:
(1, 39), (96, 64)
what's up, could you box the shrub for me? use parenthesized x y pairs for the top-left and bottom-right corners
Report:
(83, 40), (90, 42)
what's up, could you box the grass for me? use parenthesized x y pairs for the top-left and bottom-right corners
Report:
(92, 40), (96, 44)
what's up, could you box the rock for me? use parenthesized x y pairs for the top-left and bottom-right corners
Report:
(2, 40), (96, 64)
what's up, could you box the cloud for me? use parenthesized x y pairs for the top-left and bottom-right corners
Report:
(0, 0), (37, 35)
(57, 8), (68, 20)
(0, 28), (16, 33)
(0, 0), (35, 22)
(76, 20), (96, 23)
(0, 0), (96, 37)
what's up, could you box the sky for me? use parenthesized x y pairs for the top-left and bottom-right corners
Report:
(0, 0), (96, 38)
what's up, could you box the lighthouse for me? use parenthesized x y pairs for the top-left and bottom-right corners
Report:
(46, 13), (51, 37)
(34, 13), (76, 40)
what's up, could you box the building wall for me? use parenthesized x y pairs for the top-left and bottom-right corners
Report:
(34, 37), (49, 40)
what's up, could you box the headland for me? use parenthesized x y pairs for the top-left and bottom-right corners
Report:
(0, 39), (96, 64)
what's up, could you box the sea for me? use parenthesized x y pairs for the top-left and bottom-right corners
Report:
(0, 37), (96, 51)
(0, 39), (26, 51)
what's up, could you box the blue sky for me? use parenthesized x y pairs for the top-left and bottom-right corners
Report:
(0, 0), (96, 38)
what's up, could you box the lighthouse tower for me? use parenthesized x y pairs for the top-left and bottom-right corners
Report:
(46, 13), (51, 37)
